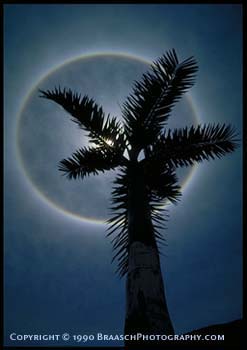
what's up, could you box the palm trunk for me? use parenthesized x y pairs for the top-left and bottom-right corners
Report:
(124, 162), (174, 348)
(124, 243), (174, 347)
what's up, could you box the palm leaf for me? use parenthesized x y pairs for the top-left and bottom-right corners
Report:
(142, 161), (181, 204)
(107, 169), (129, 277)
(39, 87), (126, 151)
(148, 123), (239, 168)
(59, 146), (122, 180)
(122, 49), (198, 150)
(107, 166), (180, 277)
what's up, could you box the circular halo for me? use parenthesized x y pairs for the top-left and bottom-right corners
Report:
(16, 52), (200, 225)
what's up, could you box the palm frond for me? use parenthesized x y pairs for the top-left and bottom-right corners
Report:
(39, 87), (126, 151)
(149, 123), (239, 168)
(122, 49), (198, 149)
(107, 166), (179, 277)
(59, 146), (122, 180)
(142, 162), (181, 204)
(107, 168), (129, 277)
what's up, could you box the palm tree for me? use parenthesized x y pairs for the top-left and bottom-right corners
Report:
(40, 49), (238, 347)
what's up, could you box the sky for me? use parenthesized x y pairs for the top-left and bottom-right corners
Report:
(4, 3), (242, 347)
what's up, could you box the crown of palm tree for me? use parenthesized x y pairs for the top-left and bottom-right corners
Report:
(40, 49), (238, 276)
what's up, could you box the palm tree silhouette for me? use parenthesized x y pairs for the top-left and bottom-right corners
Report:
(40, 49), (238, 347)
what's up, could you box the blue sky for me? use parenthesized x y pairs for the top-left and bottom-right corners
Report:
(4, 3), (242, 347)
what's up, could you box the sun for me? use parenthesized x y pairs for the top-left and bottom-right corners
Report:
(105, 139), (114, 147)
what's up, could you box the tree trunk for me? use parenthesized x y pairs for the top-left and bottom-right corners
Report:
(124, 162), (174, 348)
